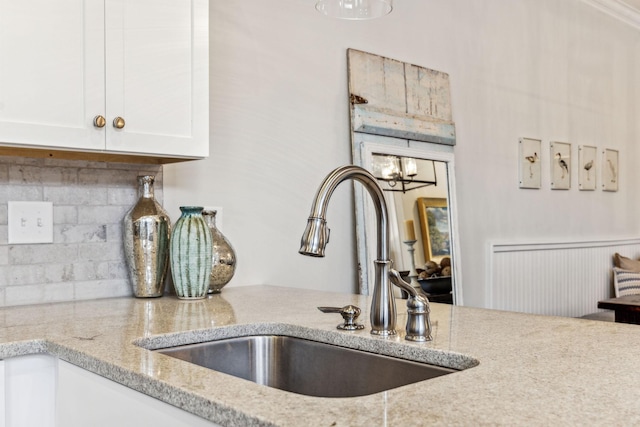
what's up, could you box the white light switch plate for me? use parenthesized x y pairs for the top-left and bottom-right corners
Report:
(8, 201), (54, 244)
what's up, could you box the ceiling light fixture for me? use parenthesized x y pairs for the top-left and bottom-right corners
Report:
(315, 0), (393, 20)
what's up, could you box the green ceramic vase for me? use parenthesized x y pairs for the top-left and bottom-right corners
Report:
(170, 206), (213, 299)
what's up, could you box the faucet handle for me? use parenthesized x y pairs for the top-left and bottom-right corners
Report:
(318, 305), (365, 331)
(388, 269), (433, 342)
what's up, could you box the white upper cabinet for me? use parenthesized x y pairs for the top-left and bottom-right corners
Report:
(0, 0), (105, 151)
(0, 0), (208, 161)
(105, 0), (208, 158)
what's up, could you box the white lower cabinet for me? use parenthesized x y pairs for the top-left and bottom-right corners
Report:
(2, 356), (220, 427)
(4, 355), (57, 427)
(56, 360), (220, 427)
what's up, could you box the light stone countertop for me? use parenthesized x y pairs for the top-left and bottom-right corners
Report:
(1, 285), (639, 426)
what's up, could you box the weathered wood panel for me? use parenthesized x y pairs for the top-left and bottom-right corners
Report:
(347, 49), (455, 146)
(348, 50), (405, 112)
(404, 63), (452, 122)
(352, 105), (455, 145)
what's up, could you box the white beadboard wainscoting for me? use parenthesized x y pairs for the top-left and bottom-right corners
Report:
(488, 238), (640, 318)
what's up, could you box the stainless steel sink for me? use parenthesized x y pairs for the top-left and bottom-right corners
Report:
(156, 335), (458, 397)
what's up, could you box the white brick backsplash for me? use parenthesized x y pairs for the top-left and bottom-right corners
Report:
(0, 164), (9, 181)
(10, 264), (47, 286)
(41, 167), (79, 186)
(106, 223), (124, 244)
(44, 186), (107, 205)
(53, 206), (78, 224)
(109, 261), (128, 280)
(46, 264), (75, 283)
(9, 165), (44, 184)
(78, 205), (129, 225)
(9, 244), (79, 265)
(5, 282), (75, 306)
(0, 246), (8, 264)
(74, 279), (132, 300)
(44, 158), (107, 169)
(108, 187), (138, 206)
(0, 265), (9, 285)
(72, 262), (111, 281)
(0, 156), (163, 307)
(8, 185), (43, 200)
(55, 225), (107, 244)
(79, 168), (136, 186)
(76, 243), (123, 262)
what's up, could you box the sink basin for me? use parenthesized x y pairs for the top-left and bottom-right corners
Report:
(156, 335), (458, 398)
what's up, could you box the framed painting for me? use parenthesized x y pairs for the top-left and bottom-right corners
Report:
(578, 145), (597, 191)
(550, 141), (571, 190)
(417, 197), (450, 263)
(518, 137), (541, 189)
(602, 148), (619, 192)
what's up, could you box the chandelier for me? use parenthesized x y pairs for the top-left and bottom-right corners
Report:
(371, 154), (438, 193)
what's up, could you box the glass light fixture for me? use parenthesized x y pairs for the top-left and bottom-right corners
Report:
(373, 155), (401, 184)
(371, 153), (438, 193)
(402, 157), (418, 177)
(315, 0), (393, 20)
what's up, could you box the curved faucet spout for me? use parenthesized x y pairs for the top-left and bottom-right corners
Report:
(299, 165), (396, 336)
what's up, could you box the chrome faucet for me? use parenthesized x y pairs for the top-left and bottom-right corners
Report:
(299, 165), (432, 341)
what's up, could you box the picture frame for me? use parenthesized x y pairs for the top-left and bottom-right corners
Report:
(602, 148), (619, 192)
(578, 145), (597, 191)
(417, 197), (450, 263)
(518, 137), (541, 189)
(550, 141), (571, 190)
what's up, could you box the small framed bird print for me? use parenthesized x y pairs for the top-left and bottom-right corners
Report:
(550, 141), (571, 190)
(519, 137), (541, 189)
(578, 145), (597, 191)
(602, 148), (619, 192)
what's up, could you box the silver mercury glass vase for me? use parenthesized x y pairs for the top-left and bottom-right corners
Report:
(123, 175), (171, 298)
(202, 210), (237, 293)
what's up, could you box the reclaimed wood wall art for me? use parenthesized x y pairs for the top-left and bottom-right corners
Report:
(347, 49), (456, 146)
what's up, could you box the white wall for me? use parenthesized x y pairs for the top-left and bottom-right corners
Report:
(164, 0), (640, 306)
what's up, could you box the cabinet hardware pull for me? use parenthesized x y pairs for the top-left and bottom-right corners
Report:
(113, 117), (126, 129)
(93, 115), (106, 128)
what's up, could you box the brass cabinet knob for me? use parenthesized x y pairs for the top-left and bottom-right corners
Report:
(93, 115), (106, 128)
(113, 116), (125, 129)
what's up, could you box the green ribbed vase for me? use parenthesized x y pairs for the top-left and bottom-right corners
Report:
(170, 206), (213, 299)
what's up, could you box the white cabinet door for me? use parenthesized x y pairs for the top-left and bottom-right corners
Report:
(4, 355), (57, 427)
(56, 360), (220, 427)
(0, 0), (105, 151)
(104, 0), (209, 158)
(0, 0), (208, 160)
